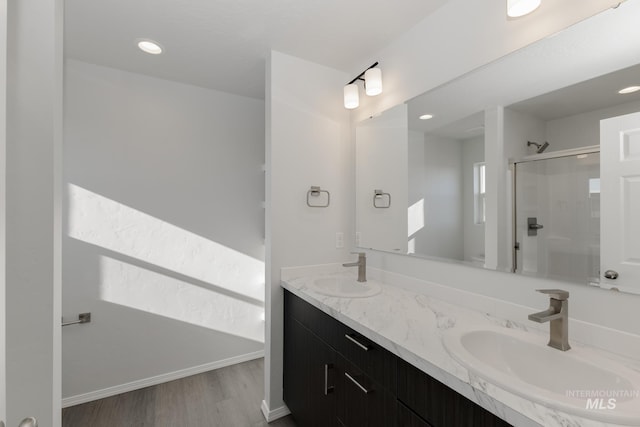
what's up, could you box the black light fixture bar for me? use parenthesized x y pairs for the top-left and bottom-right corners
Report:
(346, 62), (379, 85)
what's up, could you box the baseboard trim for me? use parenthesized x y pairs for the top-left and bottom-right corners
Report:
(261, 400), (291, 422)
(62, 350), (265, 408)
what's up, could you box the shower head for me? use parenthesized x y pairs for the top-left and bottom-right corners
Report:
(527, 141), (550, 153)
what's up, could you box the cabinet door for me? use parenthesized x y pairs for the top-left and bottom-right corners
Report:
(337, 356), (396, 427)
(284, 314), (310, 425)
(284, 312), (338, 427)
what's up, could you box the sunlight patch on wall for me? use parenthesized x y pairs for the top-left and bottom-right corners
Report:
(408, 198), (425, 237)
(100, 256), (264, 343)
(67, 184), (264, 301)
(408, 238), (416, 254)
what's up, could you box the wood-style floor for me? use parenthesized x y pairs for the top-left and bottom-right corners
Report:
(62, 358), (297, 427)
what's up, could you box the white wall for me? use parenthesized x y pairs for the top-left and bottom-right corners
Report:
(546, 99), (640, 151)
(407, 133), (484, 263)
(356, 104), (408, 253)
(504, 108), (546, 159)
(420, 134), (463, 260)
(462, 136), (485, 262)
(5, 0), (63, 425)
(63, 60), (265, 401)
(265, 51), (351, 417)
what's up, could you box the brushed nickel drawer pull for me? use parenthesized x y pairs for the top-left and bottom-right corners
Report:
(344, 372), (371, 394)
(345, 333), (370, 351)
(324, 363), (334, 395)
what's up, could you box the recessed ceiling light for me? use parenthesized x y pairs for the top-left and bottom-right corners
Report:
(618, 86), (640, 94)
(419, 114), (434, 120)
(507, 0), (541, 18)
(137, 40), (163, 55)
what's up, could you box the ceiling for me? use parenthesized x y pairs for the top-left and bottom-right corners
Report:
(64, 0), (449, 99)
(408, 63), (640, 141)
(507, 63), (640, 121)
(405, 2), (640, 140)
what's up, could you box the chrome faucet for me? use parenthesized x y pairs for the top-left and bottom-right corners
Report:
(528, 289), (570, 351)
(343, 252), (366, 282)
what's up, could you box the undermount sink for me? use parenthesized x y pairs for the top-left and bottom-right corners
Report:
(307, 276), (382, 298)
(443, 326), (640, 425)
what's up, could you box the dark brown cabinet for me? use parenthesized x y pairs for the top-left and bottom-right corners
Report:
(338, 356), (397, 427)
(284, 302), (338, 426)
(283, 290), (512, 427)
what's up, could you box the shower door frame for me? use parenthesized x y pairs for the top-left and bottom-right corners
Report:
(510, 145), (600, 274)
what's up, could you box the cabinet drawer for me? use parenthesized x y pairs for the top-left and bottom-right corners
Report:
(285, 290), (396, 393)
(397, 402), (432, 427)
(337, 356), (397, 427)
(340, 324), (397, 394)
(397, 359), (512, 427)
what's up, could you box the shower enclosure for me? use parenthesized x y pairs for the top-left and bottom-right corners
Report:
(513, 148), (600, 285)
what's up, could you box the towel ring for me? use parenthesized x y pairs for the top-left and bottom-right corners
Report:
(373, 189), (391, 208)
(307, 186), (330, 208)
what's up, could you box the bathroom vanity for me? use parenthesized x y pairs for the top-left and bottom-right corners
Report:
(283, 289), (510, 427)
(281, 268), (640, 427)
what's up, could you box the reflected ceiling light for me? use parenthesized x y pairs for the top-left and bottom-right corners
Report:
(619, 86), (640, 94)
(137, 39), (163, 55)
(344, 62), (382, 109)
(507, 0), (541, 17)
(419, 114), (434, 120)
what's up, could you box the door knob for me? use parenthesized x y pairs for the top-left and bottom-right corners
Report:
(604, 270), (619, 280)
(18, 417), (37, 427)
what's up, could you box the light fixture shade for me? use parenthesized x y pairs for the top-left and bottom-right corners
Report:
(344, 84), (359, 109)
(364, 68), (382, 96)
(507, 0), (541, 17)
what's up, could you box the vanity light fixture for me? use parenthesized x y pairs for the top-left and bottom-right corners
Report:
(618, 86), (640, 94)
(364, 67), (382, 96)
(344, 84), (360, 109)
(507, 0), (541, 17)
(344, 62), (382, 109)
(419, 114), (434, 120)
(137, 39), (163, 55)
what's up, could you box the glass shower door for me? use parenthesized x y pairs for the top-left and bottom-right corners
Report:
(514, 152), (600, 285)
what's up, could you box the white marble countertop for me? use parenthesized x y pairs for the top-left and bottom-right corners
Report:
(281, 269), (640, 427)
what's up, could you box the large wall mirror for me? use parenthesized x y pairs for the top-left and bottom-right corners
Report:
(355, 2), (640, 294)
